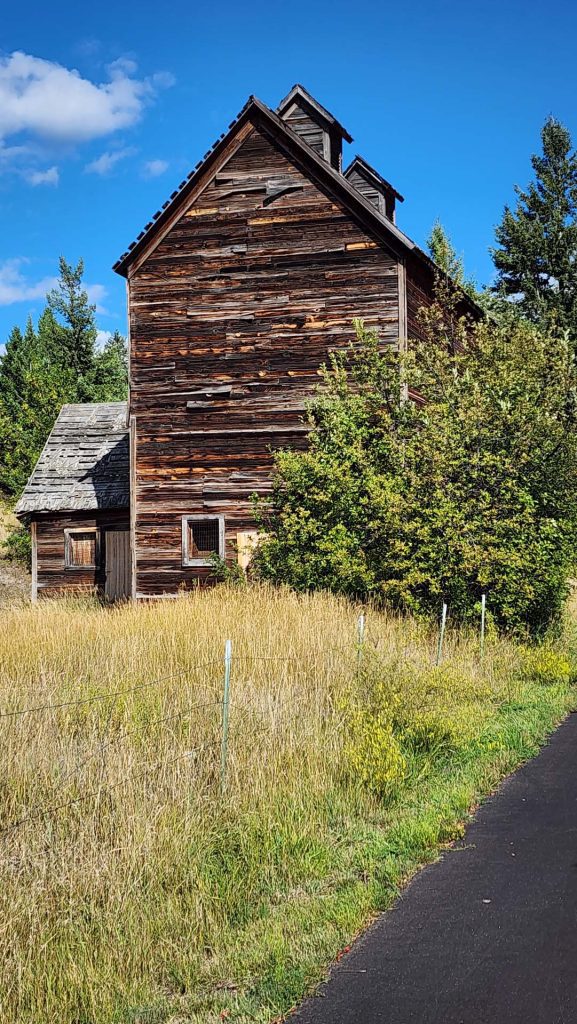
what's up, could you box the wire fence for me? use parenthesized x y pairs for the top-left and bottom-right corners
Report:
(0, 651), (349, 838)
(0, 599), (486, 839)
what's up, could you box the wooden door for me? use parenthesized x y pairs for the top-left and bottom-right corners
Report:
(105, 530), (131, 601)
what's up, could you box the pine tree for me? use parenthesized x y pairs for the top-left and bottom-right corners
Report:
(427, 221), (465, 285)
(0, 259), (128, 496)
(0, 323), (27, 421)
(492, 117), (577, 339)
(92, 331), (128, 401)
(46, 257), (97, 391)
(0, 313), (75, 495)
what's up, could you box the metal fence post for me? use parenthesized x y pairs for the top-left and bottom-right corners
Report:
(436, 603), (447, 666)
(357, 613), (365, 675)
(480, 593), (486, 660)
(220, 639), (232, 794)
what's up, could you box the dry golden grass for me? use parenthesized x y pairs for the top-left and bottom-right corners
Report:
(0, 585), (573, 1023)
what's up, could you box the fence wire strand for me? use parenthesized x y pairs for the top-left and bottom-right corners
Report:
(0, 658), (223, 719)
(0, 627), (371, 836)
(1, 739), (221, 836)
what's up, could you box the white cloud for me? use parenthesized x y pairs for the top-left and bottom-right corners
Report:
(0, 259), (108, 311)
(142, 158), (168, 178)
(95, 329), (112, 350)
(26, 165), (59, 186)
(85, 147), (135, 175)
(150, 71), (176, 89)
(0, 258), (57, 306)
(0, 51), (175, 145)
(107, 56), (139, 77)
(85, 282), (109, 315)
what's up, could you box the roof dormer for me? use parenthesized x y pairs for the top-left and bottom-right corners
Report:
(277, 84), (352, 172)
(344, 155), (404, 223)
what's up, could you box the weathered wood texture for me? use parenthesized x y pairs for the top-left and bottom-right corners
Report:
(129, 124), (401, 595)
(15, 403), (129, 515)
(104, 530), (131, 601)
(344, 158), (400, 223)
(406, 252), (435, 342)
(346, 166), (383, 210)
(405, 251), (474, 342)
(34, 510), (129, 598)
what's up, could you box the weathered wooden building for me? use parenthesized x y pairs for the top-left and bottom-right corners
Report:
(16, 84), (477, 599)
(16, 405), (130, 599)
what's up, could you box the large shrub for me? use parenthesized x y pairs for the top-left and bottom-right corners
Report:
(257, 299), (577, 634)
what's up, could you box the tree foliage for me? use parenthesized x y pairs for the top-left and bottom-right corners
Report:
(0, 258), (128, 496)
(492, 117), (577, 342)
(427, 220), (465, 285)
(257, 304), (577, 635)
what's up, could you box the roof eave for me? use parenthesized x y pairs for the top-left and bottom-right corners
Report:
(113, 97), (257, 277)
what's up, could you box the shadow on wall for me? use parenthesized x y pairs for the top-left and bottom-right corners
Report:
(80, 434), (130, 510)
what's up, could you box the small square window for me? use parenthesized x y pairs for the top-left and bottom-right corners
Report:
(182, 515), (224, 567)
(65, 529), (99, 569)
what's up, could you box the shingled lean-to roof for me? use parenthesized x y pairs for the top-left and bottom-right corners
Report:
(15, 403), (129, 516)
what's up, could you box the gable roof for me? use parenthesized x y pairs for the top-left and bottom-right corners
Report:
(15, 403), (129, 516)
(112, 88), (481, 318)
(112, 90), (421, 277)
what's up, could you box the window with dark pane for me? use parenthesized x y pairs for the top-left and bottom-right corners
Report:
(188, 519), (220, 560)
(66, 531), (97, 567)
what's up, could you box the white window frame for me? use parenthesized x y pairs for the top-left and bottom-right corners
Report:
(181, 514), (225, 567)
(64, 527), (100, 570)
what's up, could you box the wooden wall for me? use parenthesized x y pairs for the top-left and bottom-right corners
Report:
(405, 251), (478, 343)
(34, 509), (129, 598)
(129, 124), (401, 596)
(406, 252), (435, 342)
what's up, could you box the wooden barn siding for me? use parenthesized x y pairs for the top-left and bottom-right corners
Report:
(282, 103), (326, 161)
(346, 168), (381, 211)
(405, 252), (479, 344)
(406, 252), (435, 342)
(129, 125), (401, 596)
(35, 510), (129, 597)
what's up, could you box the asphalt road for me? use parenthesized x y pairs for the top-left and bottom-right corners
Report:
(292, 711), (577, 1024)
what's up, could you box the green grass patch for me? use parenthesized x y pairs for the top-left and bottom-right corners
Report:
(0, 587), (574, 1023)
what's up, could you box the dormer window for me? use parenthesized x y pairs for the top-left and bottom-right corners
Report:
(344, 156), (404, 224)
(277, 84), (353, 172)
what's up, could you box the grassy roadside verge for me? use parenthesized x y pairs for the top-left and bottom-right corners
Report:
(186, 681), (574, 1023)
(0, 587), (574, 1023)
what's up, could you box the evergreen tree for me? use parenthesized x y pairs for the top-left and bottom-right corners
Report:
(46, 257), (97, 393)
(427, 220), (465, 285)
(0, 315), (75, 494)
(0, 323), (27, 421)
(492, 117), (577, 339)
(427, 220), (482, 302)
(0, 258), (128, 497)
(92, 331), (128, 401)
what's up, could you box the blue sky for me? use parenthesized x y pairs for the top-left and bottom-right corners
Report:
(1, 0), (576, 348)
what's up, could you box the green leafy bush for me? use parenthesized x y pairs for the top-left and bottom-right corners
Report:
(257, 296), (577, 635)
(2, 522), (31, 570)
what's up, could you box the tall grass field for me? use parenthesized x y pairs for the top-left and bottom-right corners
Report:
(0, 585), (575, 1023)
